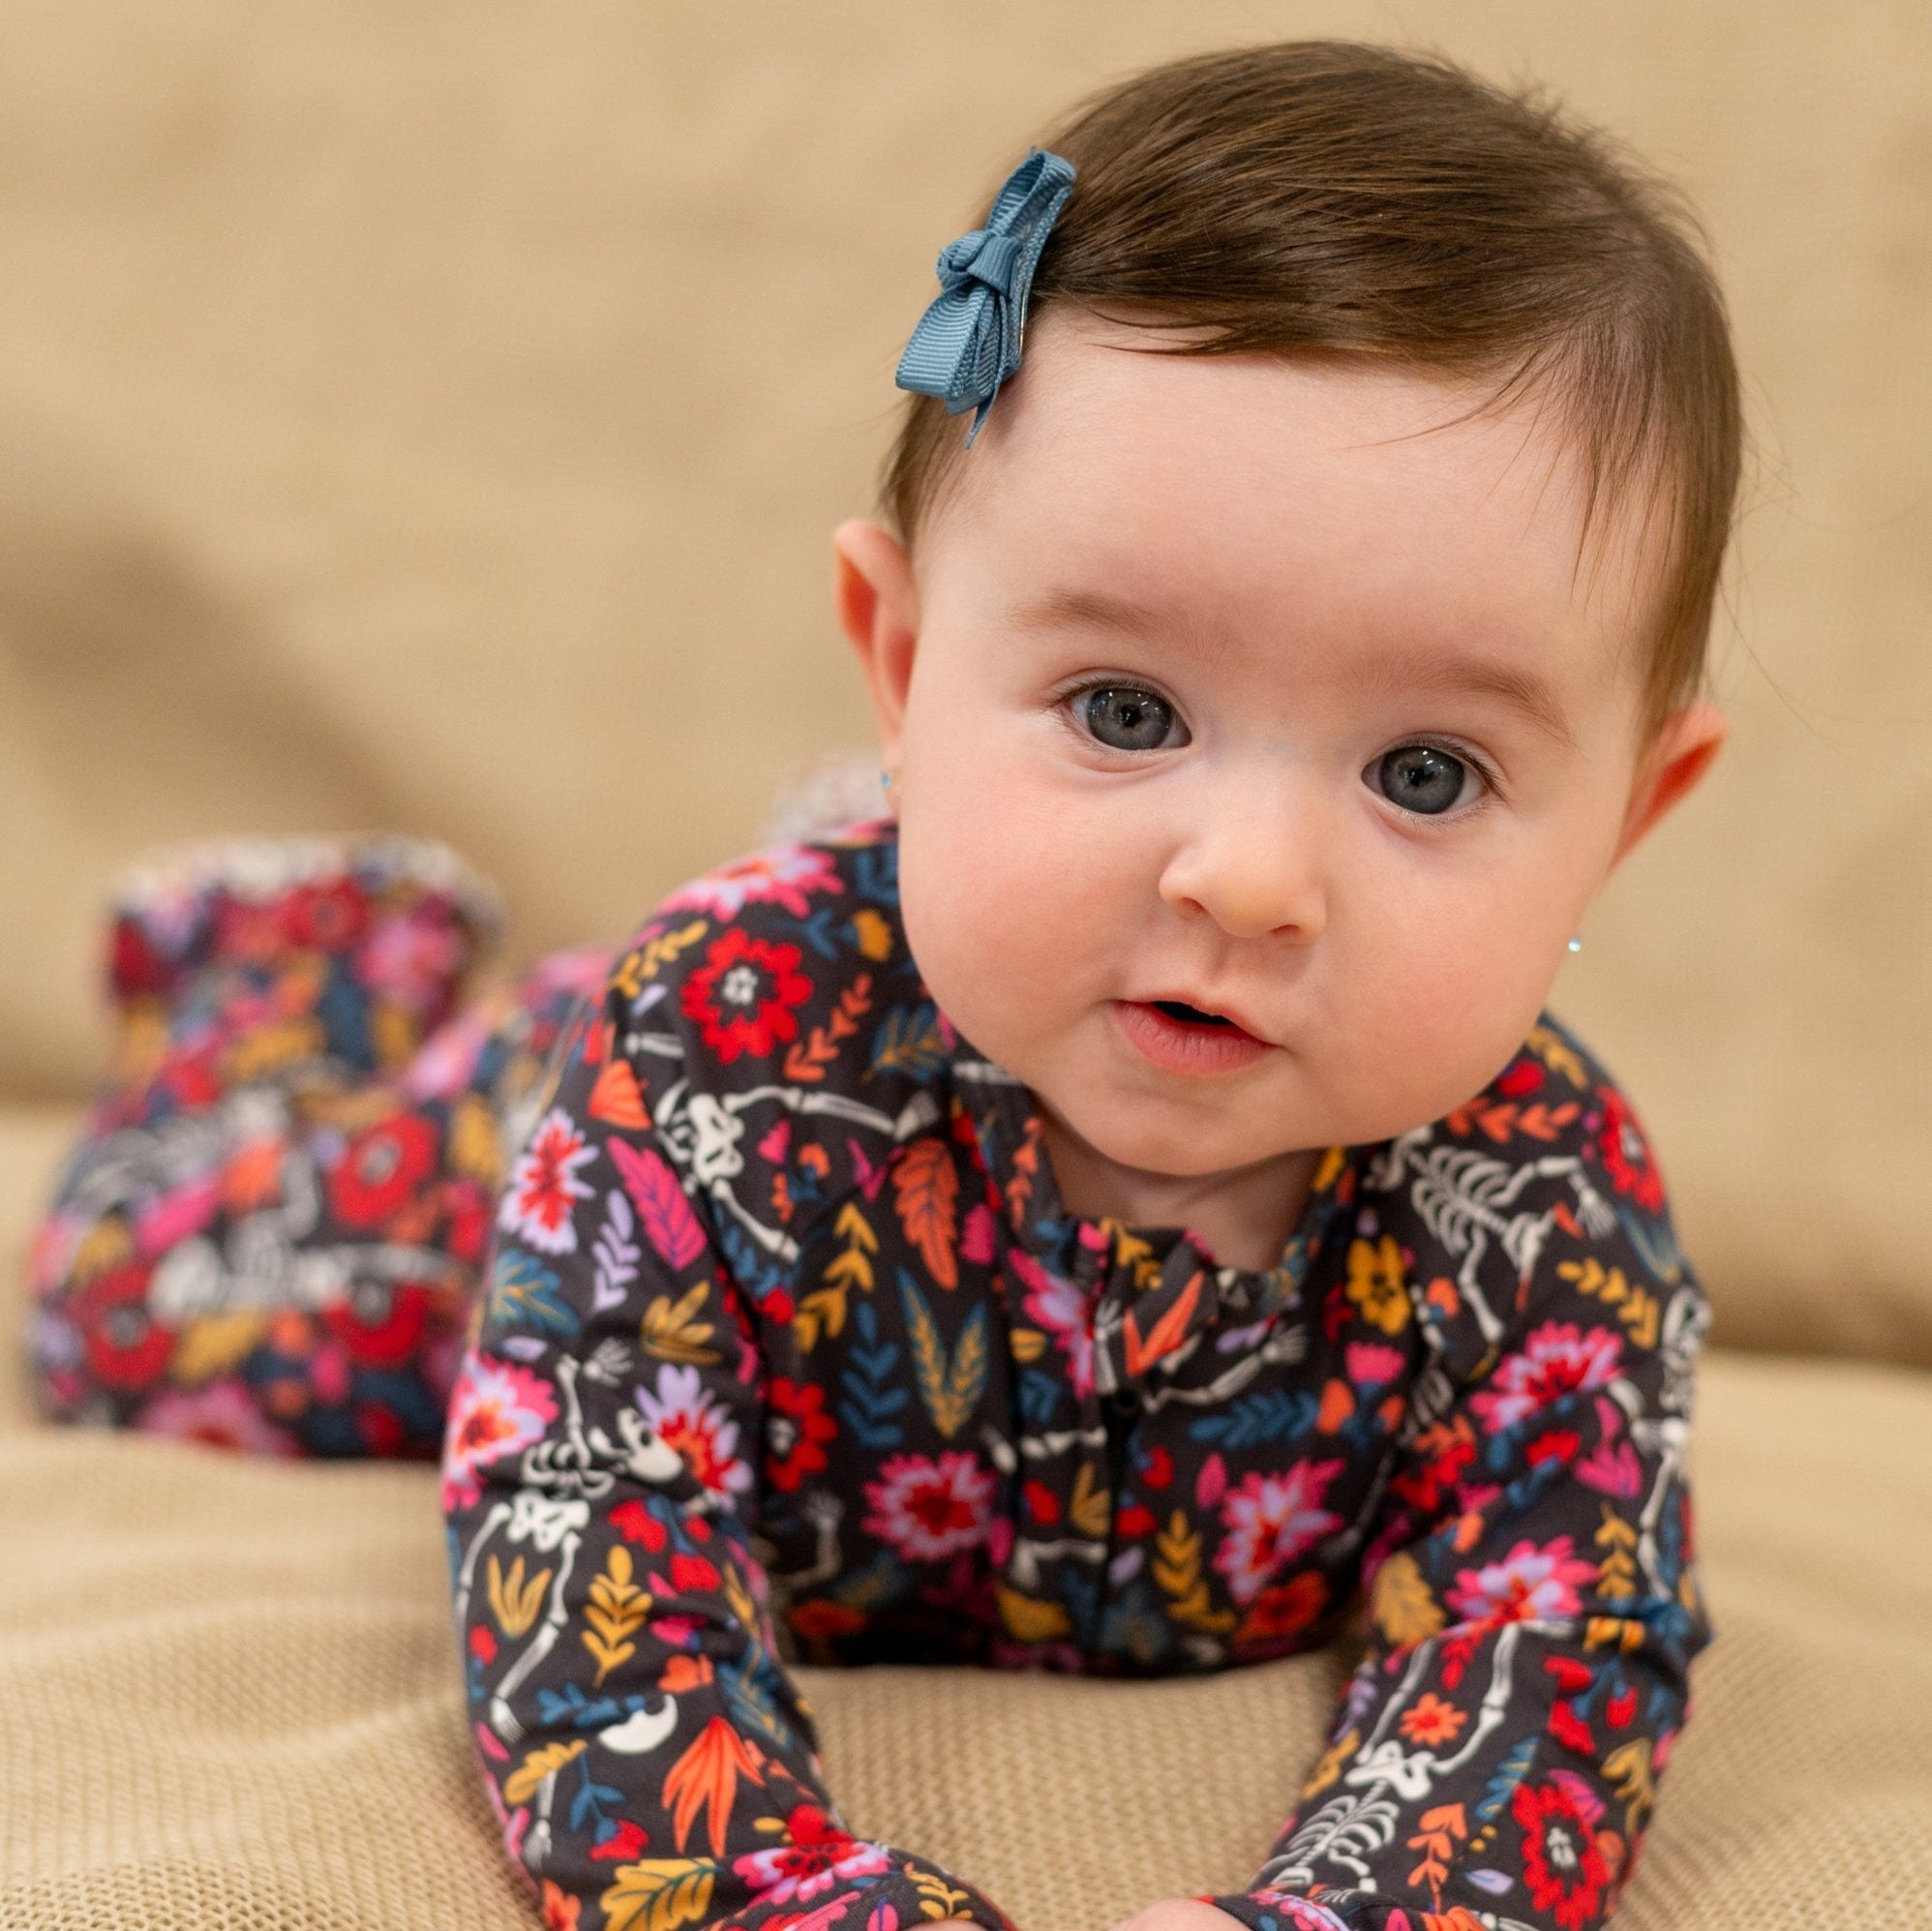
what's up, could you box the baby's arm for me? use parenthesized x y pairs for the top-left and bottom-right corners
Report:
(1199, 1050), (1712, 1931)
(441, 933), (1015, 1931)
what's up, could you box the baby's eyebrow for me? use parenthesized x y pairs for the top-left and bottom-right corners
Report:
(1364, 647), (1577, 749)
(1008, 586), (1166, 638)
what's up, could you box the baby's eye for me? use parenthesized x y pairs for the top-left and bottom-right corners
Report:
(1076, 685), (1185, 752)
(1367, 743), (1482, 816)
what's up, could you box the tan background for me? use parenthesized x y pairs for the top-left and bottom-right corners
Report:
(2, 0), (1928, 1361)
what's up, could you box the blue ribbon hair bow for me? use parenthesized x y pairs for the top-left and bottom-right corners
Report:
(894, 146), (1077, 445)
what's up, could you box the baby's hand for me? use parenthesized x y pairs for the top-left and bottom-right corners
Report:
(1107, 1901), (1249, 1931)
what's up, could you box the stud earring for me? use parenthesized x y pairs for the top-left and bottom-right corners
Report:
(1566, 935), (1583, 953)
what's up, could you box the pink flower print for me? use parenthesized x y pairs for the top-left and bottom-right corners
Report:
(1471, 1321), (1622, 1433)
(660, 844), (841, 922)
(634, 1363), (754, 1503)
(356, 910), (465, 1014)
(732, 1802), (892, 1905)
(1448, 1534), (1599, 1626)
(1008, 1249), (1095, 1398)
(496, 1107), (597, 1255)
(1213, 1461), (1345, 1606)
(439, 1353), (558, 1510)
(861, 1450), (996, 1562)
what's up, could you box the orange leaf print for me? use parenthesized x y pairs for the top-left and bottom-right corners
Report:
(660, 1715), (765, 1858)
(892, 1138), (958, 1289)
(1122, 1269), (1202, 1377)
(588, 1057), (651, 1130)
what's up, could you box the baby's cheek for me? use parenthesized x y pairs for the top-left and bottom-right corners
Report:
(1350, 936), (1553, 1123)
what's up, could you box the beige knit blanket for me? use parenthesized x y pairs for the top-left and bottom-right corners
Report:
(3, 1113), (1929, 1928)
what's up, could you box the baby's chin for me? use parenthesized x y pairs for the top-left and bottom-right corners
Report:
(1030, 1068), (1336, 1184)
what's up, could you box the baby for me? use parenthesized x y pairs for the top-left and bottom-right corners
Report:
(26, 37), (1737, 1931)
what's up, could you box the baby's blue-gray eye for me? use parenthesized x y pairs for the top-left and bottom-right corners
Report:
(1079, 686), (1180, 751)
(1371, 744), (1474, 815)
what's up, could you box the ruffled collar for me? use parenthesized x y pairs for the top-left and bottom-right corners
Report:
(939, 1011), (1363, 1396)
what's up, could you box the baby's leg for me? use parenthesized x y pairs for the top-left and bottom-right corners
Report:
(23, 835), (610, 1459)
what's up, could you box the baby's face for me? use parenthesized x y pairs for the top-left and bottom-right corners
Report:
(846, 307), (1697, 1187)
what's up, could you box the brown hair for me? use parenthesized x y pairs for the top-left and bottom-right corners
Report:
(880, 41), (1743, 747)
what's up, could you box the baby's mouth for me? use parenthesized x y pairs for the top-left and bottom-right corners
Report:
(1151, 999), (1235, 1029)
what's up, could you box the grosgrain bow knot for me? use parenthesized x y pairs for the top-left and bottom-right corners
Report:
(894, 146), (1077, 445)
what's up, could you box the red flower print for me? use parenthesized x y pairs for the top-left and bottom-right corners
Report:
(1398, 1691), (1468, 1746)
(71, 1262), (175, 1391)
(731, 1802), (891, 1904)
(496, 1106), (597, 1255)
(1389, 1417), (1476, 1515)
(766, 1377), (838, 1492)
(861, 1450), (995, 1562)
(1471, 1321), (1622, 1434)
(1213, 1461), (1345, 1606)
(633, 1363), (754, 1502)
(438, 1352), (559, 1511)
(283, 877), (371, 952)
(788, 1598), (868, 1645)
(1592, 1085), (1665, 1213)
(1514, 1777), (1611, 1930)
(329, 1113), (439, 1228)
(679, 927), (812, 1064)
(1236, 1571), (1328, 1647)
(322, 1279), (442, 1370)
(1448, 1535), (1598, 1626)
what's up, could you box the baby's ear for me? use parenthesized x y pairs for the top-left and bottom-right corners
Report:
(830, 520), (921, 764)
(1611, 700), (1727, 866)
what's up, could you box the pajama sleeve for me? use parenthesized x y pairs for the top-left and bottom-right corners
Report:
(1203, 1070), (1713, 1931)
(440, 934), (1015, 1931)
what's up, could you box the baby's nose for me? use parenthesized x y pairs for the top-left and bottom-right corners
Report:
(1155, 794), (1328, 942)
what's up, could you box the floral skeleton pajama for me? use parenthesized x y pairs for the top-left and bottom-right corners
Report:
(27, 820), (1711, 1931)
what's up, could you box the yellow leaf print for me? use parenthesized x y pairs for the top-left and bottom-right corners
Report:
(369, 1000), (418, 1071)
(996, 1584), (1072, 1642)
(224, 1015), (326, 1083)
(169, 1310), (269, 1386)
(1346, 1235), (1411, 1335)
(69, 1216), (135, 1285)
(1302, 1725), (1360, 1801)
(584, 1544), (652, 1687)
(1371, 1551), (1446, 1646)
(487, 1552), (553, 1639)
(448, 1093), (503, 1187)
(797, 1203), (878, 1351)
(1525, 1022), (1587, 1090)
(601, 1856), (718, 1931)
(504, 1737), (587, 1805)
(641, 1282), (721, 1366)
(612, 921), (709, 1000)
(910, 1869), (975, 1920)
(1603, 1736), (1657, 1835)
(1152, 1510), (1235, 1633)
(1069, 1462), (1111, 1541)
